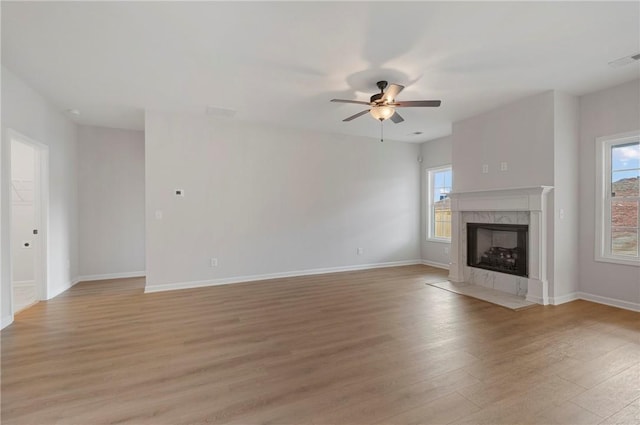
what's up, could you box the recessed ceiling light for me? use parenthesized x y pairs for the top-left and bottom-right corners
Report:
(66, 109), (80, 116)
(608, 53), (640, 68)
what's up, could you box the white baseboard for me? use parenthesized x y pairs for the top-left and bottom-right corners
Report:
(145, 260), (422, 293)
(45, 277), (82, 300)
(550, 292), (579, 305)
(526, 294), (546, 305)
(76, 271), (146, 283)
(47, 282), (71, 300)
(577, 292), (640, 312)
(421, 260), (450, 270)
(1, 315), (13, 330)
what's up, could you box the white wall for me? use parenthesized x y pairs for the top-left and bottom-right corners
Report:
(552, 92), (580, 301)
(10, 141), (36, 282)
(579, 79), (640, 306)
(1, 66), (79, 327)
(419, 136), (452, 268)
(145, 111), (421, 290)
(78, 126), (145, 279)
(452, 91), (555, 192)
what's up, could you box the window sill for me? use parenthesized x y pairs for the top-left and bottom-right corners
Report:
(595, 255), (640, 267)
(427, 238), (451, 244)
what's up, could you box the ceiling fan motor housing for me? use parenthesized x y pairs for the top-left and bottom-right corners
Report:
(370, 93), (384, 104)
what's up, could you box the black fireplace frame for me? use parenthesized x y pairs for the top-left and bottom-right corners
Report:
(467, 223), (528, 277)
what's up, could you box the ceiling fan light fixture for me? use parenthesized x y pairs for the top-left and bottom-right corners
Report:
(370, 105), (394, 121)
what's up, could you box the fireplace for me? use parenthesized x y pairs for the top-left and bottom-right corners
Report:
(448, 186), (552, 304)
(467, 223), (528, 277)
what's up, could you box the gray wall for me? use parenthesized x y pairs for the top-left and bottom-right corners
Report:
(78, 126), (145, 278)
(419, 136), (452, 267)
(144, 111), (422, 290)
(579, 79), (640, 304)
(452, 91), (555, 192)
(552, 92), (580, 301)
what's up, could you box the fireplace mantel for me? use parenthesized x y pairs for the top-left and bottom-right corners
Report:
(449, 186), (553, 212)
(448, 186), (553, 305)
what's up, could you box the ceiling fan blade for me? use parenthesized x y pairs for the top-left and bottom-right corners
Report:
(393, 100), (441, 108)
(331, 99), (371, 106)
(390, 111), (404, 123)
(384, 84), (405, 102)
(343, 109), (370, 122)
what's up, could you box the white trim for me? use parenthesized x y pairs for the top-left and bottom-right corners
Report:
(7, 129), (50, 306)
(145, 260), (422, 293)
(525, 294), (544, 305)
(448, 186), (553, 212)
(421, 260), (450, 270)
(425, 238), (451, 245)
(594, 256), (640, 267)
(550, 292), (579, 305)
(594, 131), (640, 266)
(12, 280), (36, 287)
(577, 291), (640, 312)
(45, 277), (82, 300)
(1, 315), (14, 330)
(426, 165), (452, 242)
(76, 271), (146, 283)
(46, 281), (74, 300)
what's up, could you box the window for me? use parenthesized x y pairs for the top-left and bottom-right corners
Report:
(427, 166), (452, 241)
(595, 132), (639, 266)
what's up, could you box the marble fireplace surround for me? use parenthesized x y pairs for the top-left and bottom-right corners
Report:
(448, 186), (554, 305)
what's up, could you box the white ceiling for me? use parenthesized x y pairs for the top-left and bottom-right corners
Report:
(2, 1), (639, 143)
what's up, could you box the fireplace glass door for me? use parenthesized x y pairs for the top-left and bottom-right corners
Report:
(467, 223), (528, 277)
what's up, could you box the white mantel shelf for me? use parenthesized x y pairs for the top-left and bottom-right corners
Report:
(448, 186), (554, 305)
(449, 186), (554, 212)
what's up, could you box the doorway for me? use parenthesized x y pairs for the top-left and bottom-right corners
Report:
(9, 130), (48, 315)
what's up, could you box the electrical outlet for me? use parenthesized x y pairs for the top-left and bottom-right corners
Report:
(210, 258), (218, 267)
(357, 248), (364, 255)
(175, 189), (184, 196)
(482, 164), (489, 174)
(500, 162), (508, 171)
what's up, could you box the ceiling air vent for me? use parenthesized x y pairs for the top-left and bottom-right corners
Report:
(608, 53), (640, 68)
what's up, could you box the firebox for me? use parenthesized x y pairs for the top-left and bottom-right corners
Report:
(467, 223), (528, 277)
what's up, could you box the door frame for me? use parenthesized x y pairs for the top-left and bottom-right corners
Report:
(7, 129), (49, 316)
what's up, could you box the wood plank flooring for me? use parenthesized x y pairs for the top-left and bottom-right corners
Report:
(1, 265), (638, 424)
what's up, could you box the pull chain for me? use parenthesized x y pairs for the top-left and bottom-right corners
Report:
(380, 120), (384, 142)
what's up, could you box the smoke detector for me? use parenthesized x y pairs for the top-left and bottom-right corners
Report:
(608, 53), (640, 68)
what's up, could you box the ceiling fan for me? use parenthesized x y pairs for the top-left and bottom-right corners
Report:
(331, 81), (441, 123)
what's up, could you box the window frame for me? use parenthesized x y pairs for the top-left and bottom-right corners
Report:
(594, 131), (640, 267)
(426, 165), (452, 243)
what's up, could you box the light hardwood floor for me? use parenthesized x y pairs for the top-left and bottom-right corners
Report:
(1, 265), (639, 424)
